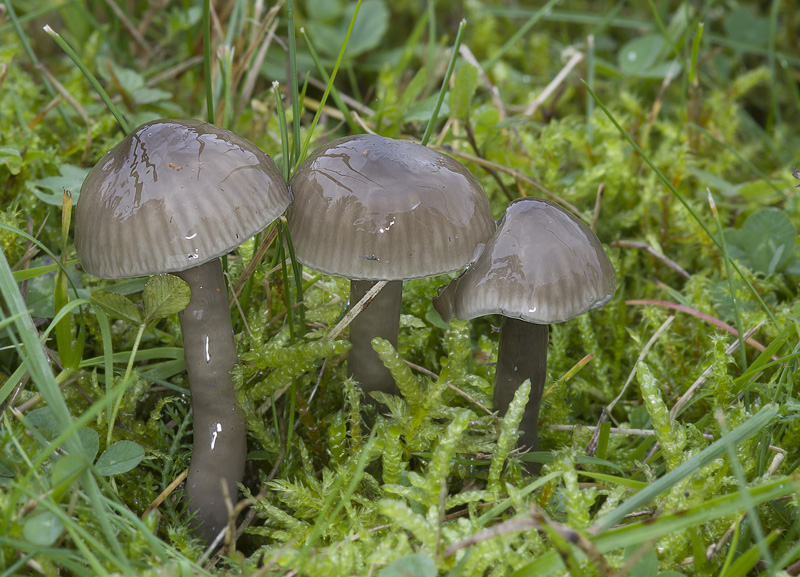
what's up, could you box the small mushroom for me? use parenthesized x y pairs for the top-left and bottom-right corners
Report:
(75, 119), (291, 542)
(287, 135), (495, 399)
(433, 197), (616, 460)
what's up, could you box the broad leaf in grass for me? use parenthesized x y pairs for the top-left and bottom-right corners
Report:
(51, 453), (85, 502)
(28, 163), (90, 205)
(72, 426), (100, 462)
(724, 208), (799, 276)
(724, 5), (770, 48)
(304, 0), (388, 59)
(624, 544), (658, 577)
(27, 406), (60, 432)
(95, 440), (145, 476)
(25, 261), (88, 319)
(142, 274), (190, 324)
(450, 63), (479, 120)
(377, 554), (437, 577)
(23, 511), (64, 546)
(618, 35), (664, 76)
(0, 146), (23, 175)
(90, 291), (141, 324)
(341, 0), (389, 58)
(404, 93), (450, 123)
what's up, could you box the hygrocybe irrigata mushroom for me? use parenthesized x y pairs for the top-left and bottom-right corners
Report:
(76, 119), (291, 542)
(434, 197), (616, 462)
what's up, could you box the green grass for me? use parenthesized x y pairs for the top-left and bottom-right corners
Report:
(1, 1), (800, 575)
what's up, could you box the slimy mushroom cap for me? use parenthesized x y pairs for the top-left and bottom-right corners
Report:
(76, 119), (291, 278)
(434, 197), (616, 325)
(287, 134), (496, 281)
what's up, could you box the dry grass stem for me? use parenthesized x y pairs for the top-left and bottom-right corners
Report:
(524, 47), (584, 117)
(612, 240), (690, 279)
(670, 321), (766, 419)
(326, 281), (388, 341)
(586, 315), (675, 455)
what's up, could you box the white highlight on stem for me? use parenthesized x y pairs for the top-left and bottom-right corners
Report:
(210, 422), (222, 450)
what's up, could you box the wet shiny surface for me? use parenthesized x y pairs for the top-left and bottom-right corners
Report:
(287, 135), (495, 280)
(76, 119), (291, 278)
(434, 197), (616, 324)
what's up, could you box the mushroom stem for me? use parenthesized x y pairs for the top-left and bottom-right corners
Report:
(175, 259), (246, 543)
(348, 279), (402, 399)
(494, 318), (548, 461)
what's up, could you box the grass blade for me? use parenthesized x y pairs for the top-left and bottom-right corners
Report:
(203, 0), (214, 124)
(583, 81), (780, 329)
(592, 403), (778, 530)
(287, 0), (301, 166)
(301, 27), (359, 134)
(420, 18), (466, 146)
(43, 25), (129, 134)
(298, 0), (363, 164)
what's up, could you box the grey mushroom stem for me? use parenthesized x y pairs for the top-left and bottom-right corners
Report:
(175, 259), (246, 543)
(494, 318), (548, 466)
(348, 279), (402, 399)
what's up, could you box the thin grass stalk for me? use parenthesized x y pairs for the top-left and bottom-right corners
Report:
(426, 0), (436, 88)
(301, 28), (359, 133)
(586, 34), (595, 144)
(272, 82), (306, 333)
(688, 22), (703, 85)
(203, 0), (214, 123)
(420, 18), (465, 146)
(513, 474), (799, 577)
(282, 223), (305, 334)
(715, 409), (775, 572)
(275, 223), (295, 340)
(96, 482), (174, 562)
(0, 251), (129, 569)
(583, 82), (780, 329)
(105, 323), (147, 446)
(592, 403), (777, 531)
(91, 306), (115, 435)
(218, 45), (234, 128)
(0, 223), (82, 300)
(689, 122), (787, 198)
(483, 0), (560, 70)
(298, 0), (363, 163)
(273, 82), (290, 180)
(0, 299), (87, 407)
(223, 0), (244, 47)
(55, 192), (78, 370)
(287, 0), (301, 166)
(708, 191), (747, 369)
(6, 2), (75, 131)
(645, 0), (688, 74)
(43, 26), (129, 134)
(767, 0), (780, 130)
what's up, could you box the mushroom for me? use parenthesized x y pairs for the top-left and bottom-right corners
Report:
(433, 197), (616, 460)
(75, 119), (291, 542)
(287, 135), (495, 400)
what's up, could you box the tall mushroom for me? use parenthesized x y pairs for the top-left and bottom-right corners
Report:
(434, 197), (616, 459)
(287, 135), (495, 399)
(75, 119), (291, 542)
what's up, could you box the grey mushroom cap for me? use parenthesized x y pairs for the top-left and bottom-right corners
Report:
(434, 197), (616, 324)
(75, 119), (291, 279)
(287, 135), (496, 281)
